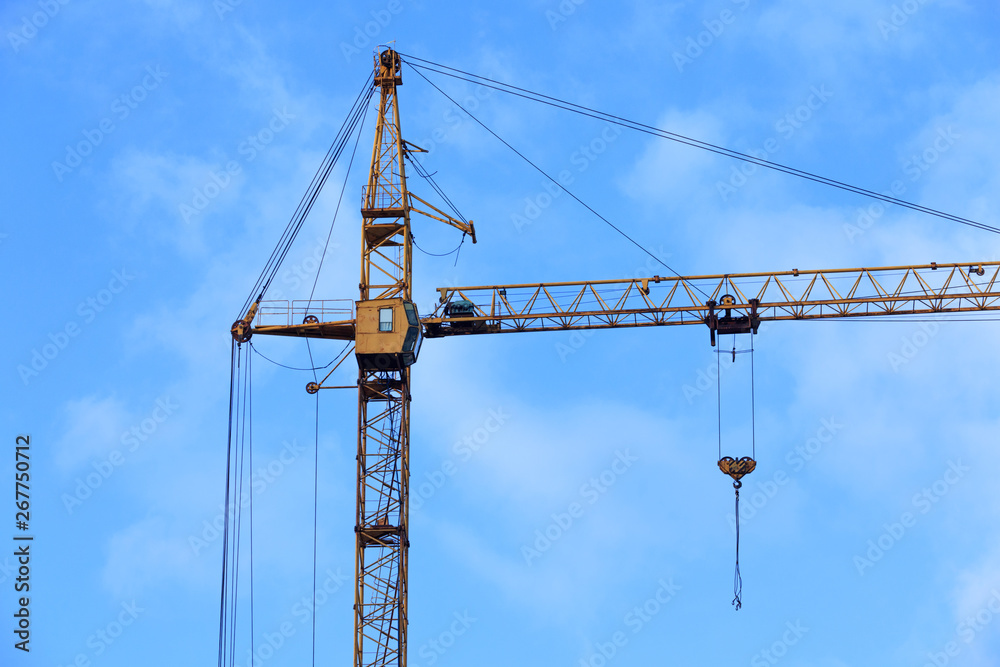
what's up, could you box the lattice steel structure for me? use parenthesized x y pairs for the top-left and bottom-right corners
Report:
(239, 47), (1000, 667)
(354, 49), (411, 667)
(421, 262), (1000, 341)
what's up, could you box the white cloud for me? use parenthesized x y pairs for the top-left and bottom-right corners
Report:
(954, 546), (1000, 618)
(139, 0), (204, 28)
(909, 76), (1000, 225)
(108, 148), (235, 255)
(618, 108), (724, 206)
(757, 1), (888, 58)
(55, 395), (131, 472)
(102, 516), (201, 598)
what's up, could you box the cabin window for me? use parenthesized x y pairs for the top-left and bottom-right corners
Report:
(403, 302), (419, 326)
(378, 307), (393, 332)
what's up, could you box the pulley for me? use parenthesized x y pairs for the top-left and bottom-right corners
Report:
(718, 456), (756, 488)
(704, 295), (760, 346)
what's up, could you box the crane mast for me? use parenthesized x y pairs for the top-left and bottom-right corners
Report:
(350, 48), (473, 667)
(355, 48), (411, 667)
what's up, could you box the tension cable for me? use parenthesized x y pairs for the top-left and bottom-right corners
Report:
(405, 63), (706, 299)
(400, 54), (999, 236)
(239, 72), (375, 319)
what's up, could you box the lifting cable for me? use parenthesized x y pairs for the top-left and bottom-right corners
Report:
(224, 341), (341, 664)
(310, 388), (320, 667)
(303, 334), (321, 667)
(298, 323), (328, 667)
(247, 349), (255, 664)
(218, 342), (255, 666)
(239, 72), (376, 319)
(217, 342), (237, 667)
(715, 330), (757, 610)
(399, 54), (1000, 236)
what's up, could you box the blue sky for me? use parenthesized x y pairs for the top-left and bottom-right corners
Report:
(3, 1), (1000, 666)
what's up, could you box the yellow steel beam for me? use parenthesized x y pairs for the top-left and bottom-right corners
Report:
(408, 192), (476, 243)
(422, 262), (1000, 337)
(245, 262), (1000, 342)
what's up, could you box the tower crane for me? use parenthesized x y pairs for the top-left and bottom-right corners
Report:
(225, 48), (1000, 667)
